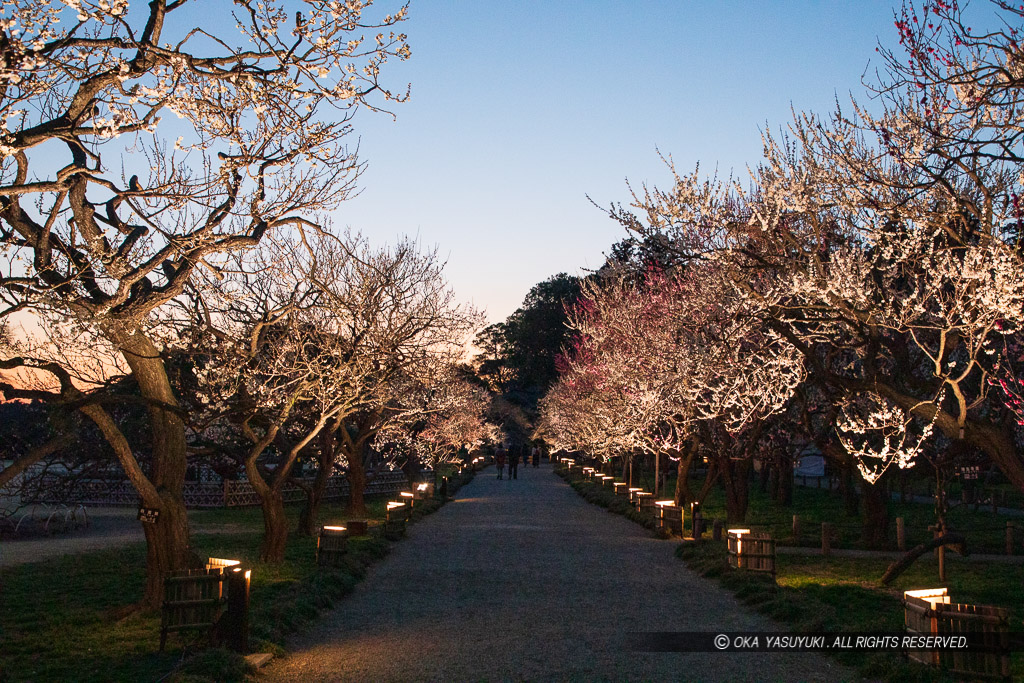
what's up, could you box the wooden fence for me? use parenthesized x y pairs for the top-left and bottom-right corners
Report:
(160, 568), (226, 650)
(904, 588), (1010, 681)
(316, 526), (348, 567)
(655, 503), (684, 535)
(727, 530), (776, 578)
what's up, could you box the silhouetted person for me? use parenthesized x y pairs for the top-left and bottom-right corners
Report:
(495, 446), (506, 480)
(509, 447), (519, 480)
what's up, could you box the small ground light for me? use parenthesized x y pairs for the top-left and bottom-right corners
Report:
(904, 587), (950, 607)
(205, 557), (242, 573)
(385, 501), (409, 539)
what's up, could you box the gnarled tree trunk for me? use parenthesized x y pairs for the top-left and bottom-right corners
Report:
(260, 488), (289, 561)
(860, 474), (890, 549)
(297, 423), (341, 536)
(774, 451), (793, 506)
(106, 329), (194, 608)
(721, 456), (751, 524)
(346, 455), (368, 517)
(242, 407), (331, 563)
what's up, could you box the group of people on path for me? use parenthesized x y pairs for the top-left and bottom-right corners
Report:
(494, 444), (541, 480)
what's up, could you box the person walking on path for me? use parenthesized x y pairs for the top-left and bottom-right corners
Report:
(531, 445), (540, 468)
(509, 446), (519, 480)
(495, 445), (506, 480)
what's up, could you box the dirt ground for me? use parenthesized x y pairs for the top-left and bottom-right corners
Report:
(0, 506), (249, 567)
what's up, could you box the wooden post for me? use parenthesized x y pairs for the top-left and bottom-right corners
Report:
(654, 451), (660, 497)
(928, 525), (947, 580)
(792, 514), (800, 542)
(221, 568), (251, 654)
(897, 517), (906, 551)
(821, 522), (832, 557)
(1007, 521), (1015, 556)
(712, 518), (723, 541)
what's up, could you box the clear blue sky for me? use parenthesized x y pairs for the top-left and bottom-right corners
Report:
(330, 1), (976, 323)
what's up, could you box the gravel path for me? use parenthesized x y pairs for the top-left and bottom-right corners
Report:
(260, 464), (857, 682)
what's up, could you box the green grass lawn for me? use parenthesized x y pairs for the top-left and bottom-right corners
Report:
(678, 544), (1024, 682)
(557, 464), (1024, 682)
(600, 467), (1021, 554)
(189, 496), (393, 528)
(0, 470), (472, 682)
(0, 528), (388, 682)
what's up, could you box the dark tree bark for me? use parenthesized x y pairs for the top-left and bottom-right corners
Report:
(3, 332), (199, 608)
(346, 452), (369, 517)
(839, 453), (860, 517)
(100, 330), (196, 607)
(297, 421), (341, 537)
(339, 411), (381, 518)
(672, 437), (700, 505)
(721, 456), (752, 524)
(241, 406), (331, 563)
(711, 421), (760, 524)
(0, 0), (410, 606)
(673, 449), (689, 505)
(672, 427), (721, 508)
(775, 451), (793, 507)
(259, 488), (288, 561)
(881, 533), (968, 585)
(860, 474), (890, 550)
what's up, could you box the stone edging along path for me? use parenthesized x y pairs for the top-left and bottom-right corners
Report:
(261, 461), (856, 682)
